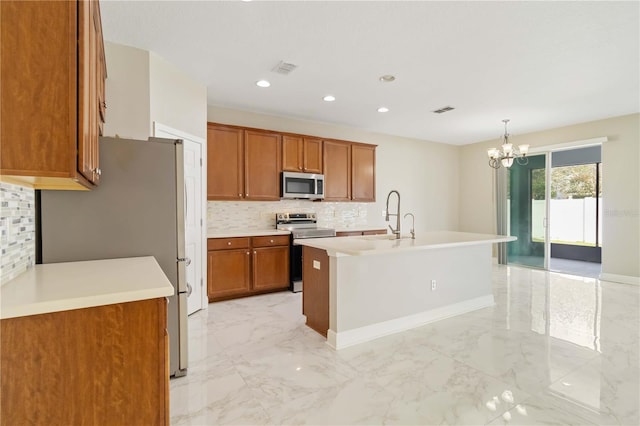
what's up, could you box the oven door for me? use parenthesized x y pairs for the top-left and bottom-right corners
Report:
(290, 241), (303, 292)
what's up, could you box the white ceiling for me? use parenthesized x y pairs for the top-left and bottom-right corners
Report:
(100, 1), (639, 145)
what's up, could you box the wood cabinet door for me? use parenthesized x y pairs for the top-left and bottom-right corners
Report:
(244, 130), (281, 200)
(208, 249), (251, 300)
(77, 0), (94, 183)
(252, 246), (289, 291)
(351, 144), (376, 201)
(303, 138), (323, 174)
(0, 298), (168, 425)
(0, 1), (78, 179)
(207, 124), (244, 200)
(282, 135), (303, 172)
(323, 140), (351, 201)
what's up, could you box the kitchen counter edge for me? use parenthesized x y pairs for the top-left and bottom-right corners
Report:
(207, 229), (291, 239)
(0, 256), (173, 319)
(294, 231), (517, 257)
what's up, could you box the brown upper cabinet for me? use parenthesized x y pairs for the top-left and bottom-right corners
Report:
(207, 123), (282, 201)
(207, 122), (375, 202)
(351, 144), (376, 201)
(323, 140), (352, 201)
(282, 136), (323, 174)
(324, 141), (376, 202)
(0, 0), (106, 190)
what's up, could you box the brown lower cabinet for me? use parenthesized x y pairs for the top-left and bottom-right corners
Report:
(0, 298), (169, 426)
(208, 235), (290, 302)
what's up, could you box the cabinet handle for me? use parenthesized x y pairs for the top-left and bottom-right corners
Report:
(254, 250), (257, 254)
(246, 251), (250, 255)
(93, 168), (102, 176)
(299, 166), (302, 170)
(238, 193), (242, 197)
(270, 239), (274, 243)
(227, 242), (232, 246)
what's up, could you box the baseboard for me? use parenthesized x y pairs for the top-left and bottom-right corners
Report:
(599, 273), (640, 286)
(326, 295), (495, 350)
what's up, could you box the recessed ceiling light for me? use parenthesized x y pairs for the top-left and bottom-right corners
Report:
(323, 95), (336, 102)
(379, 75), (396, 83)
(256, 80), (270, 88)
(377, 107), (390, 113)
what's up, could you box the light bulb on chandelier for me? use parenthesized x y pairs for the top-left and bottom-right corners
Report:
(487, 119), (529, 169)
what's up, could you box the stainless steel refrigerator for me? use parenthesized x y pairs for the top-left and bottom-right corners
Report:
(39, 136), (188, 377)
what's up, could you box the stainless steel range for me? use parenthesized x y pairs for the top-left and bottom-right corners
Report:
(276, 213), (336, 292)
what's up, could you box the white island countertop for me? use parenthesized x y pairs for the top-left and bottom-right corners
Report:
(0, 256), (173, 319)
(295, 231), (516, 257)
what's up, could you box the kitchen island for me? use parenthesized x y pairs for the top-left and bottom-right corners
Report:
(295, 231), (515, 349)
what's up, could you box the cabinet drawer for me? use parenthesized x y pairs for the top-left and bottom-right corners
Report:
(207, 237), (250, 251)
(252, 235), (290, 247)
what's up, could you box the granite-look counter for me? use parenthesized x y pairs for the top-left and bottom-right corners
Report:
(0, 256), (173, 319)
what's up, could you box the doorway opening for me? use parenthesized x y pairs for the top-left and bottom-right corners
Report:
(547, 146), (602, 278)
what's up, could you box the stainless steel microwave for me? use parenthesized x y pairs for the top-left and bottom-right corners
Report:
(281, 171), (325, 200)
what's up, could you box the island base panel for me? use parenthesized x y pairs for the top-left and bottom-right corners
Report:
(302, 246), (329, 337)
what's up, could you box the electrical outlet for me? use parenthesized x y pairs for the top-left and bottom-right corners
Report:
(381, 210), (387, 218)
(431, 279), (437, 291)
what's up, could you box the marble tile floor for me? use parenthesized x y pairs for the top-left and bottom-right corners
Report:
(170, 265), (640, 425)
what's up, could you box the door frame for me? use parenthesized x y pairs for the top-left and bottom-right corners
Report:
(154, 122), (208, 312)
(499, 136), (608, 271)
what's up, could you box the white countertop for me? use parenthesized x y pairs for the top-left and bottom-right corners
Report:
(334, 225), (388, 233)
(207, 229), (291, 239)
(294, 231), (516, 256)
(0, 257), (174, 319)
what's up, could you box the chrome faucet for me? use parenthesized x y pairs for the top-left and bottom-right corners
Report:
(385, 190), (401, 239)
(404, 213), (415, 239)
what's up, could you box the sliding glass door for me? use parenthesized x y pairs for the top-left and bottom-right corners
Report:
(507, 154), (548, 268)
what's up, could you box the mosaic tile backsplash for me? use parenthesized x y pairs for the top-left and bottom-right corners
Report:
(207, 200), (381, 232)
(0, 182), (36, 285)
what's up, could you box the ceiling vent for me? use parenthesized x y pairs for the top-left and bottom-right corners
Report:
(432, 106), (455, 114)
(272, 61), (298, 75)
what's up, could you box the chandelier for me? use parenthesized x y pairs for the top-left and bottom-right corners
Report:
(487, 119), (529, 169)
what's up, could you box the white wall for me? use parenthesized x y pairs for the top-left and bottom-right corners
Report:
(459, 113), (640, 280)
(103, 42), (150, 140)
(149, 53), (207, 141)
(208, 106), (460, 234)
(104, 42), (207, 141)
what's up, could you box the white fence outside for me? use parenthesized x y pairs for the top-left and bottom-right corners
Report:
(530, 198), (602, 245)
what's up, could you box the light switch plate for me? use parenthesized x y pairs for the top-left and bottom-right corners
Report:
(313, 260), (321, 270)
